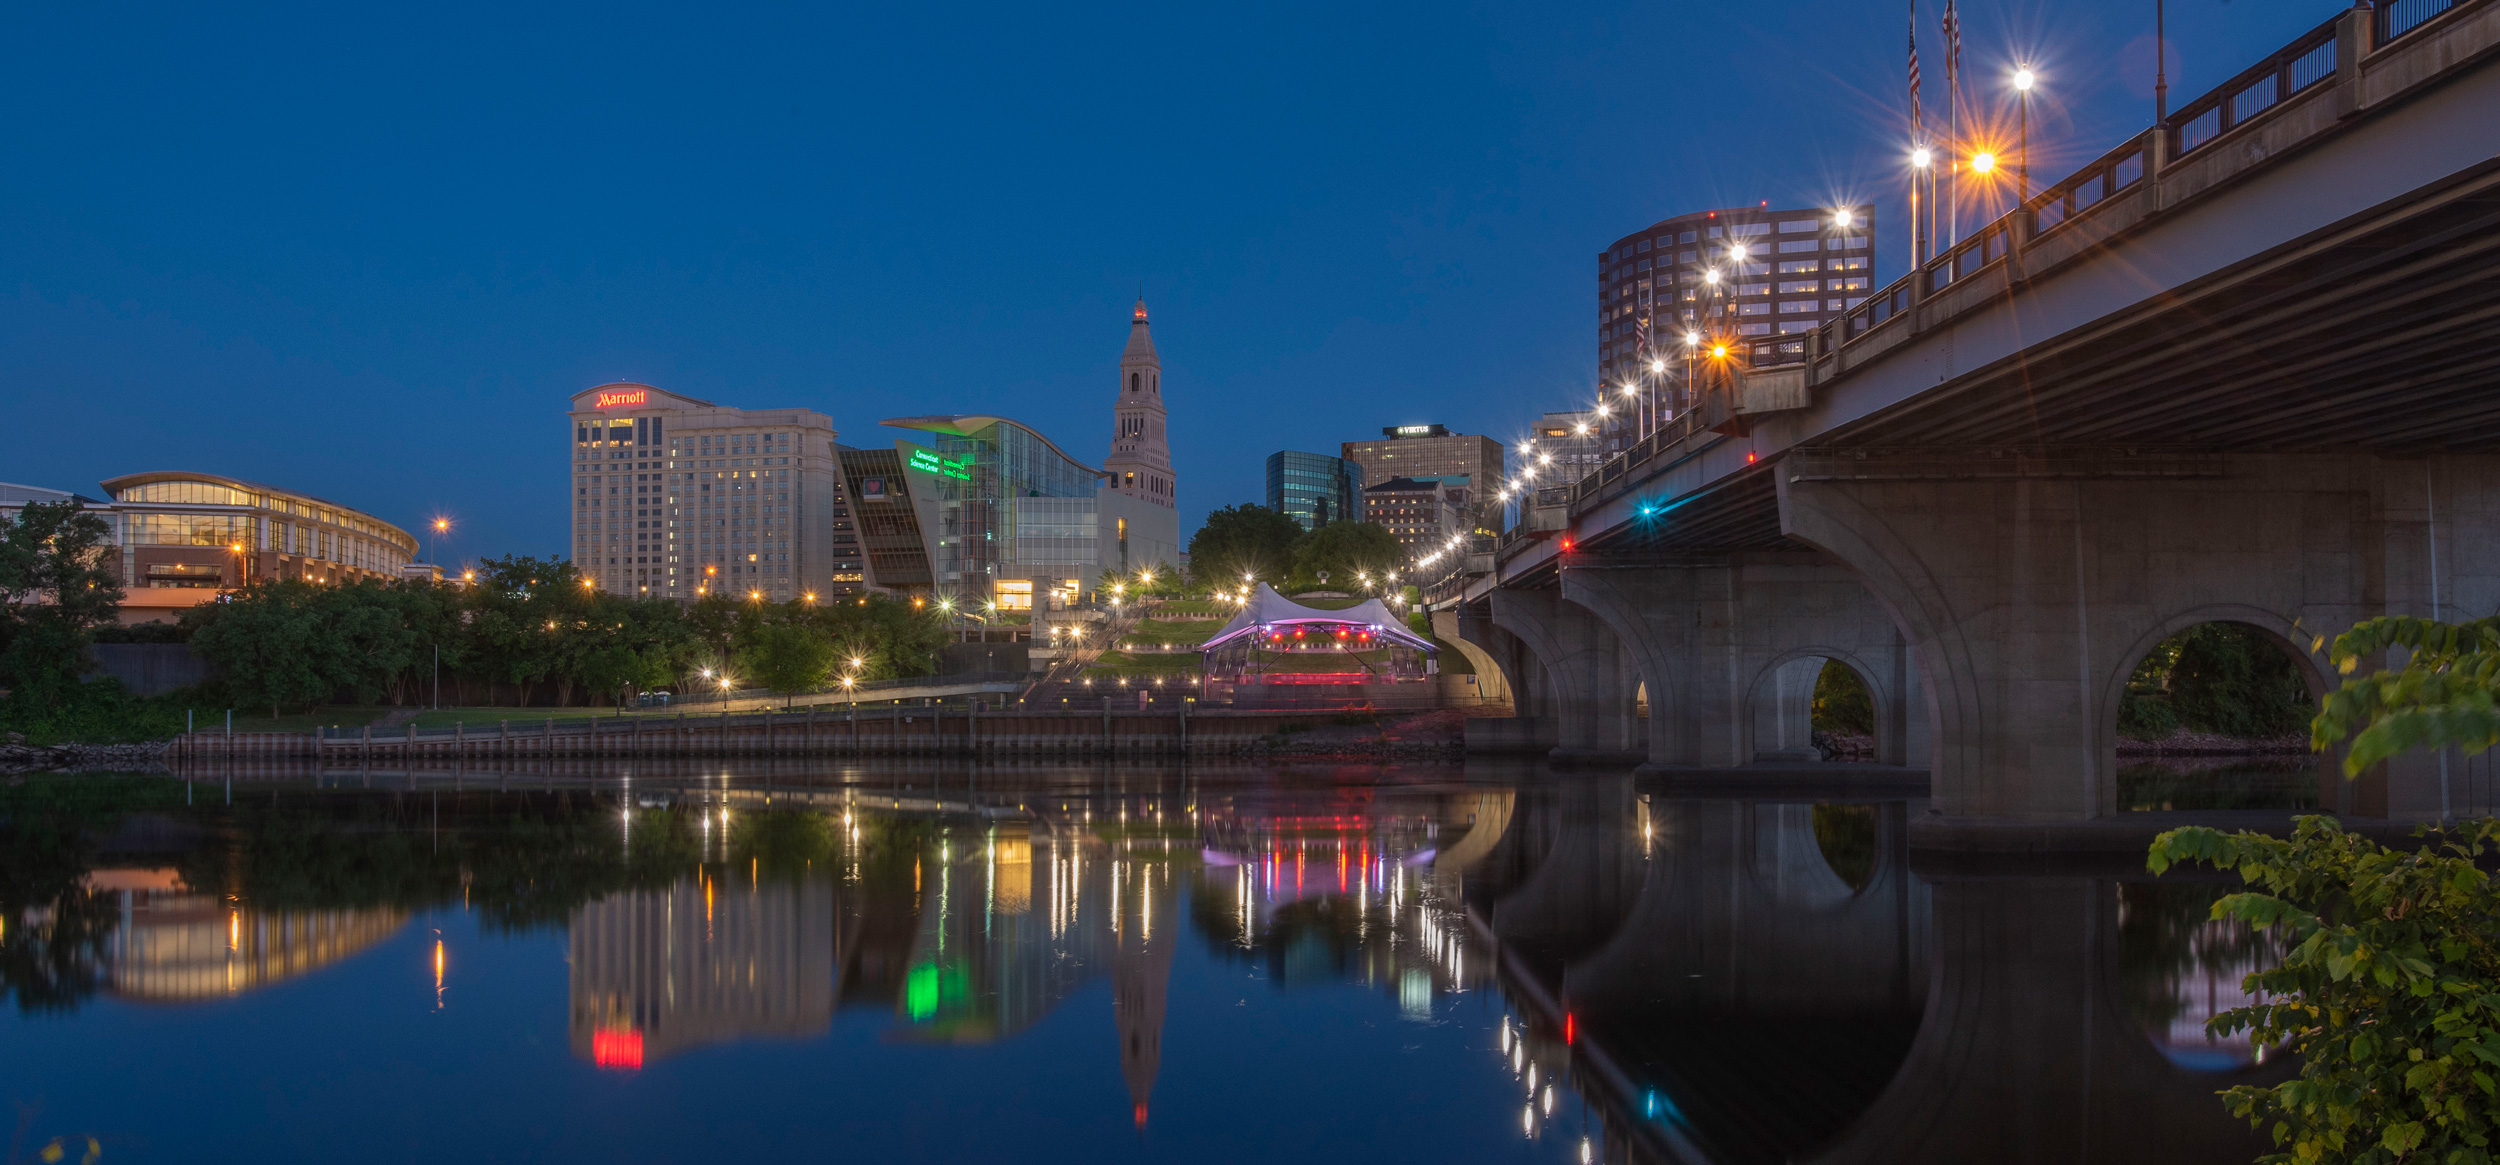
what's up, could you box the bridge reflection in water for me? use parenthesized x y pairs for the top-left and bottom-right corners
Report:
(1461, 777), (2292, 1165)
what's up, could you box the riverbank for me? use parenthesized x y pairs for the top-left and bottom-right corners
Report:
(0, 732), (171, 774)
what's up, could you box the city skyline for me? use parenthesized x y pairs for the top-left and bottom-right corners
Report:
(0, 1), (2345, 561)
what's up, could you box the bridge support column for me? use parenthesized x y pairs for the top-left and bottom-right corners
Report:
(1490, 589), (1643, 763)
(1779, 451), (2500, 822)
(1561, 553), (1930, 770)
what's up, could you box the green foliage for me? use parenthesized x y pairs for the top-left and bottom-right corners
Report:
(0, 500), (123, 706)
(0, 679), (188, 745)
(2121, 622), (2311, 740)
(179, 555), (950, 718)
(1811, 660), (1876, 736)
(2313, 615), (2500, 777)
(1289, 522), (1404, 591)
(743, 621), (836, 703)
(2147, 818), (2500, 1164)
(1186, 503), (1309, 586)
(1810, 803), (1877, 891)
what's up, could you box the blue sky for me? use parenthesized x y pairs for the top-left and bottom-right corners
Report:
(0, 0), (2343, 561)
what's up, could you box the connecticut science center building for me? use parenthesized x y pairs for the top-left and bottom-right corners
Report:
(567, 301), (1181, 604)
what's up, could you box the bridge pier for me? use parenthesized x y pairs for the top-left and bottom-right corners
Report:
(1489, 589), (1645, 763)
(1560, 553), (1930, 770)
(1779, 451), (2500, 823)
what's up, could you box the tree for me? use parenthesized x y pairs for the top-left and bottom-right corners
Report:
(2312, 614), (2500, 776)
(1290, 521), (1404, 589)
(2136, 614), (2500, 1162)
(744, 622), (835, 705)
(185, 582), (340, 717)
(0, 501), (123, 705)
(1186, 504), (1306, 588)
(2147, 819), (2500, 1164)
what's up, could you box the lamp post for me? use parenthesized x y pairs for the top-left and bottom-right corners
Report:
(1910, 147), (1934, 264)
(2013, 67), (2036, 201)
(431, 517), (449, 574)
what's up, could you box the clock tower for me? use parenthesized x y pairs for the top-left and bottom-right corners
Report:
(1103, 299), (1175, 510)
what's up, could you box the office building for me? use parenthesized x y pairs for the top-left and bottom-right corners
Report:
(1338, 425), (1504, 528)
(1595, 204), (1874, 393)
(863, 303), (1184, 607)
(566, 384), (862, 601)
(1264, 451), (1359, 531)
(1362, 476), (1468, 561)
(6, 474), (418, 624)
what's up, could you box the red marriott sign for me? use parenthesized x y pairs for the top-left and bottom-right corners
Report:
(594, 389), (648, 409)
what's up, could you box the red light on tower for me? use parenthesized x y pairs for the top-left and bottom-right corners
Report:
(1559, 537), (1576, 552)
(1566, 1013), (1576, 1044)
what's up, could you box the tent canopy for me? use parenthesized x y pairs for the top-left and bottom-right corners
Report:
(1200, 584), (1436, 653)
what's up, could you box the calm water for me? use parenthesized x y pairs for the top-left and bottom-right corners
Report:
(2, 761), (2281, 1163)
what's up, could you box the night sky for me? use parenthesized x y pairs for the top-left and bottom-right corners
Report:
(1, 0), (2343, 563)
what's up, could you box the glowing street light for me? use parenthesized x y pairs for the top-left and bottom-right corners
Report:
(2012, 67), (2037, 198)
(1727, 242), (1749, 262)
(1685, 331), (1701, 346)
(1971, 152), (1996, 174)
(1649, 359), (1665, 374)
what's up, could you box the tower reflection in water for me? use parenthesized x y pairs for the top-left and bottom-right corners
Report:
(559, 775), (1506, 1125)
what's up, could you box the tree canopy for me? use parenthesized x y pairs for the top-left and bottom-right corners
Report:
(180, 556), (950, 715)
(1185, 504), (1309, 587)
(0, 501), (123, 706)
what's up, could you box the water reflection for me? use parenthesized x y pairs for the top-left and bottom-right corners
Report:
(0, 766), (2304, 1162)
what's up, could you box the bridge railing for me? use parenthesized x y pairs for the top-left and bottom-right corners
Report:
(2027, 138), (2149, 240)
(2167, 14), (2341, 159)
(2379, 0), (2459, 45)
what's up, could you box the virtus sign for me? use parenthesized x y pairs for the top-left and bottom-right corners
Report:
(593, 389), (648, 409)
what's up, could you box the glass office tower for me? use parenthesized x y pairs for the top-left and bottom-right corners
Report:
(1264, 451), (1359, 530)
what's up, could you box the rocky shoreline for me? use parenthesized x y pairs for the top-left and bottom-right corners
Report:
(0, 732), (173, 774)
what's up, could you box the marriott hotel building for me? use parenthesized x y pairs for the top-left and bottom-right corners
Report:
(567, 383), (864, 600)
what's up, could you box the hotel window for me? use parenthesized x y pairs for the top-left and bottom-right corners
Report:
(1778, 260), (1819, 274)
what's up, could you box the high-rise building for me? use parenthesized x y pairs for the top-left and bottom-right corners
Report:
(1338, 425), (1504, 528)
(1362, 476), (1468, 561)
(1264, 451), (1359, 531)
(566, 384), (854, 601)
(1595, 205), (1875, 394)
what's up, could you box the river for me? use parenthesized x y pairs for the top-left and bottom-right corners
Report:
(0, 761), (2281, 1163)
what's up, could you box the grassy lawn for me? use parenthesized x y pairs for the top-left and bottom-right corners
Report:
(1150, 600), (1225, 617)
(179, 705), (398, 735)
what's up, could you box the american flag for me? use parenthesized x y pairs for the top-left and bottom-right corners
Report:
(1908, 2), (1922, 133)
(1942, 0), (1960, 92)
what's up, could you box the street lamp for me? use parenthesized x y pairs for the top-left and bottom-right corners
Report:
(2012, 67), (2036, 200)
(1910, 147), (1935, 264)
(430, 517), (450, 572)
(1971, 151), (1997, 175)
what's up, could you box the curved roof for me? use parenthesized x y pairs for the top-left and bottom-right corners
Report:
(98, 471), (415, 542)
(1200, 584), (1436, 653)
(881, 415), (1105, 477)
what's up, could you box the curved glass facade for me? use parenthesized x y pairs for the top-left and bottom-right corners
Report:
(96, 473), (416, 598)
(931, 420), (1100, 588)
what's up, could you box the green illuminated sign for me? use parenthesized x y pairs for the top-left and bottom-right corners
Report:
(907, 449), (971, 480)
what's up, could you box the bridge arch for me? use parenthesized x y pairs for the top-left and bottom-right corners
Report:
(2103, 607), (2351, 813)
(1741, 646), (1893, 764)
